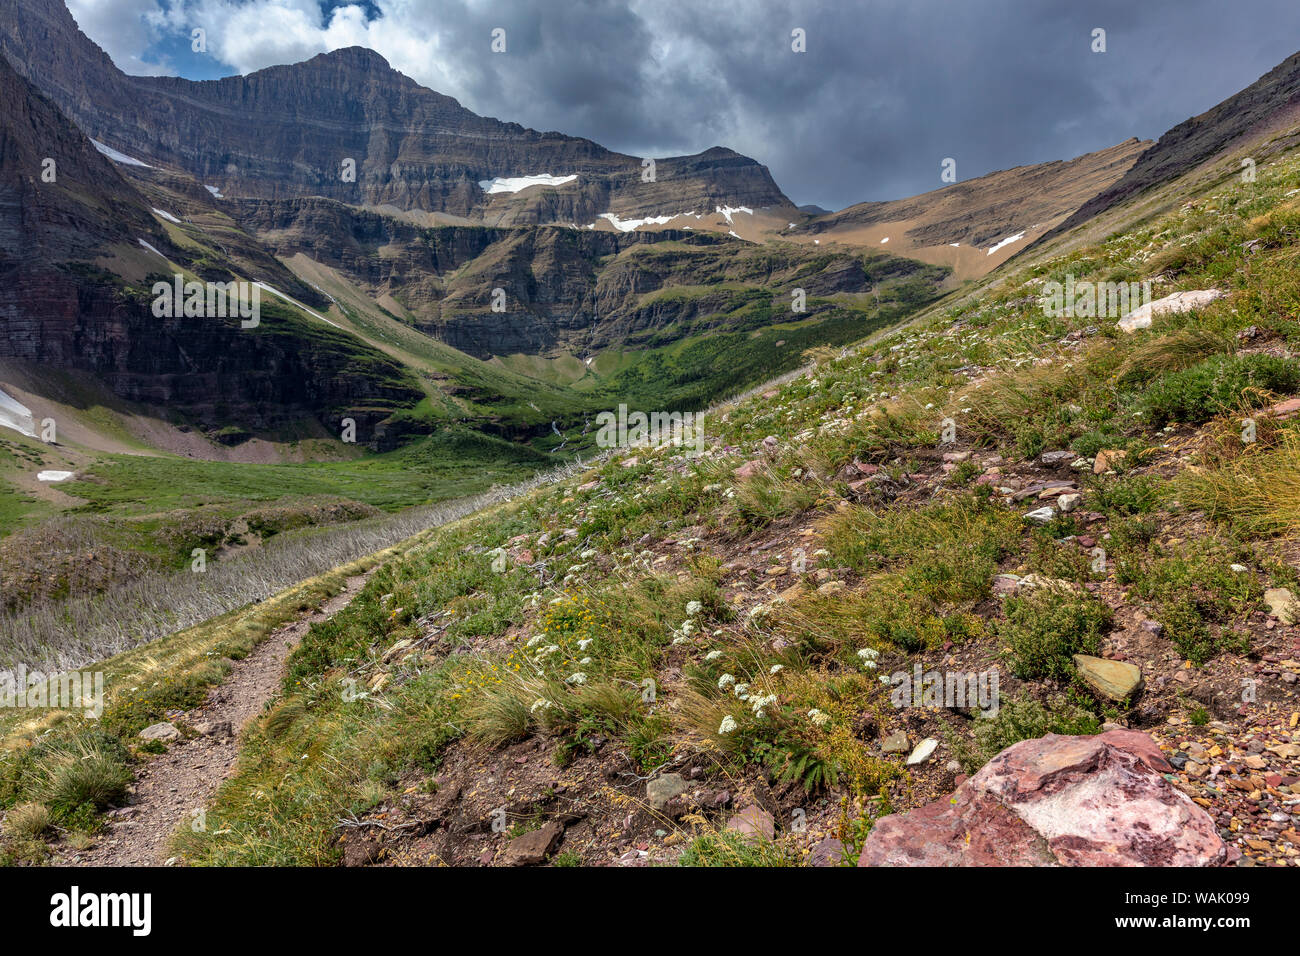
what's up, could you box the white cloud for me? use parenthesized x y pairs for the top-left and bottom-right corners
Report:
(67, 0), (177, 74)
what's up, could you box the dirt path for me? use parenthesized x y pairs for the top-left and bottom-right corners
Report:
(55, 572), (373, 867)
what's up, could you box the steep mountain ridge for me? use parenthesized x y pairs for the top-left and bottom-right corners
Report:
(799, 139), (1149, 279)
(0, 0), (792, 225)
(1052, 50), (1300, 237)
(0, 54), (422, 435)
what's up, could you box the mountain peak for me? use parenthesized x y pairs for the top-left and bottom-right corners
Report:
(308, 46), (394, 73)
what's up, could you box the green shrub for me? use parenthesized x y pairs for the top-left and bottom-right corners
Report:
(1140, 354), (1300, 426)
(1089, 474), (1164, 515)
(955, 694), (1101, 771)
(677, 829), (796, 867)
(1000, 590), (1112, 680)
(14, 729), (132, 822)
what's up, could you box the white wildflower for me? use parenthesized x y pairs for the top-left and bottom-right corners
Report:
(718, 715), (738, 734)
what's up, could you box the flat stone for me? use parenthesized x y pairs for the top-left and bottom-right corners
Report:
(1073, 654), (1143, 701)
(992, 574), (1021, 596)
(880, 730), (910, 754)
(1265, 397), (1300, 420)
(808, 837), (844, 867)
(139, 721), (180, 742)
(726, 805), (775, 842)
(1092, 449), (1127, 474)
(1117, 289), (1224, 333)
(500, 820), (565, 866)
(192, 720), (232, 738)
(1265, 588), (1299, 625)
(858, 730), (1223, 867)
(1023, 506), (1056, 523)
(646, 772), (688, 812)
(907, 738), (939, 765)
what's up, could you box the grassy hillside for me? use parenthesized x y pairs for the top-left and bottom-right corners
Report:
(9, 132), (1300, 869)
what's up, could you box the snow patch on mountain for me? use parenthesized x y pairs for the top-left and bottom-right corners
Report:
(152, 208), (181, 224)
(987, 232), (1026, 255)
(252, 282), (344, 330)
(479, 174), (578, 194)
(0, 388), (36, 439)
(597, 212), (696, 232)
(716, 205), (753, 225)
(92, 139), (151, 168)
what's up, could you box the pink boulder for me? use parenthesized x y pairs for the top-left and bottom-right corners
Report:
(859, 730), (1225, 867)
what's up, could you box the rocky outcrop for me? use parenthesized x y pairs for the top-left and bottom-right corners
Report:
(0, 0), (791, 225)
(859, 730), (1226, 867)
(0, 55), (421, 432)
(237, 197), (947, 358)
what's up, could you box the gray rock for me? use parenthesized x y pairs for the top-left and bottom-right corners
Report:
(646, 772), (688, 812)
(880, 730), (910, 754)
(139, 721), (180, 742)
(193, 720), (232, 738)
(1024, 506), (1056, 523)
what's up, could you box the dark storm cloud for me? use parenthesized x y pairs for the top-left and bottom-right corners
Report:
(76, 0), (1300, 209)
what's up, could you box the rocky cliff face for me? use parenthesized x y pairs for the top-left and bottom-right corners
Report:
(0, 54), (421, 433)
(237, 196), (938, 358)
(0, 0), (792, 226)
